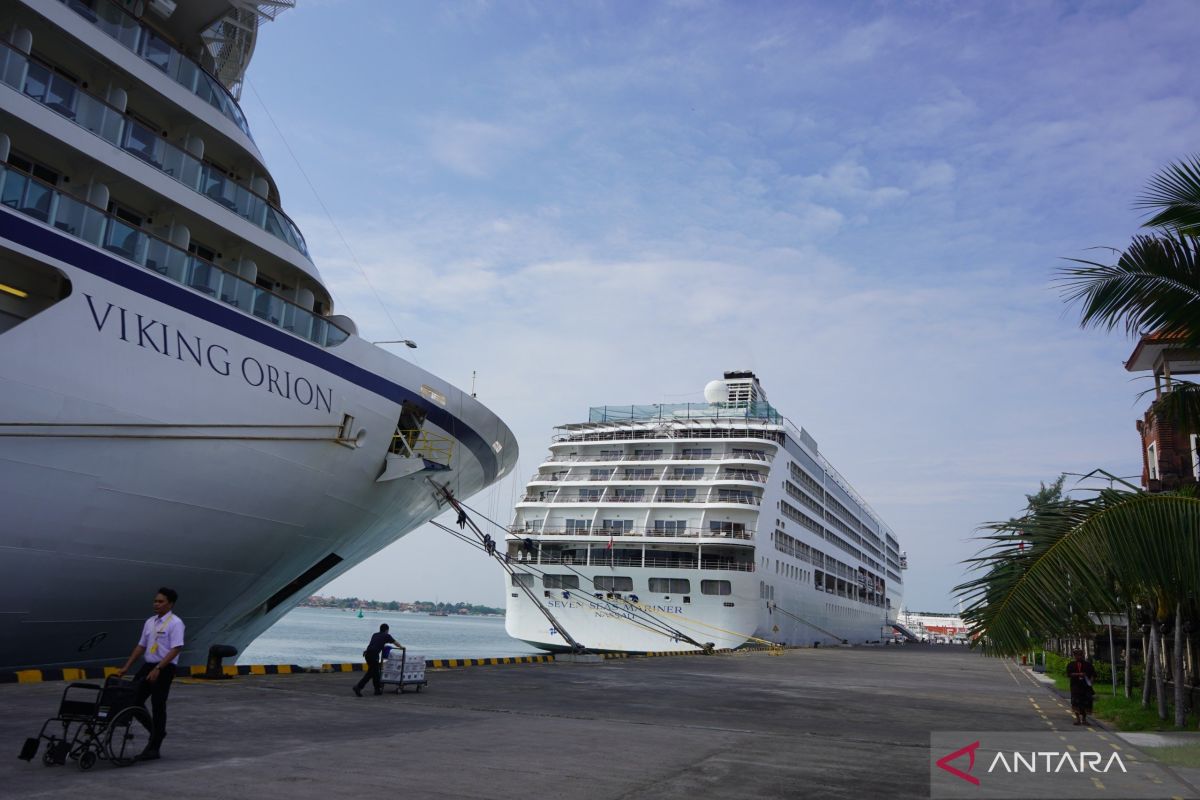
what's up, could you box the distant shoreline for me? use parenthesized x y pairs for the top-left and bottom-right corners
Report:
(299, 595), (504, 616)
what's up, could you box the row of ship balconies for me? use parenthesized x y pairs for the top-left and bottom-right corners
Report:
(509, 525), (753, 541)
(519, 488), (762, 505)
(56, 0), (255, 141)
(0, 161), (350, 346)
(529, 468), (767, 484)
(0, 35), (307, 258)
(544, 449), (773, 464)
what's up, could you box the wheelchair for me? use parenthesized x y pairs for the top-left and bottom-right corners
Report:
(18, 676), (152, 769)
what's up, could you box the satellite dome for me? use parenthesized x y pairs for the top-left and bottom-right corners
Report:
(703, 380), (728, 405)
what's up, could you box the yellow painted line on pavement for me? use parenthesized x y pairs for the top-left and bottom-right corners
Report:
(1091, 777), (1105, 790)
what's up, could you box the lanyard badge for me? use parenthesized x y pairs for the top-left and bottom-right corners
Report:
(148, 613), (172, 656)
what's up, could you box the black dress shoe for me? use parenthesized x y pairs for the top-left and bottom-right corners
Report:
(353, 687), (362, 697)
(135, 750), (160, 761)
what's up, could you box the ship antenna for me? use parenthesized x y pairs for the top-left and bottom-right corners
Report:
(471, 371), (477, 398)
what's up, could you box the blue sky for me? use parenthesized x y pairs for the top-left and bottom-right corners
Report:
(240, 0), (1199, 612)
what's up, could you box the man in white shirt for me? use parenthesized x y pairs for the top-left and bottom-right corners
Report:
(115, 586), (185, 761)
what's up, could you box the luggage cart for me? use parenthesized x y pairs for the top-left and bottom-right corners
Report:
(18, 676), (151, 769)
(379, 647), (427, 693)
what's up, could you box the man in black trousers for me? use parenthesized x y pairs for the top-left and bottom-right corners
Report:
(354, 623), (401, 696)
(115, 587), (185, 760)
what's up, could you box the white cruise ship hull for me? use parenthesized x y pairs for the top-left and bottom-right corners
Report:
(0, 209), (517, 669)
(504, 372), (904, 654)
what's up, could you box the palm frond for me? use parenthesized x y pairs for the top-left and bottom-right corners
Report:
(1057, 233), (1200, 348)
(957, 489), (1200, 655)
(1136, 154), (1200, 236)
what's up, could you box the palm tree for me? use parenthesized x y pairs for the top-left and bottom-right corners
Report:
(1057, 154), (1200, 430)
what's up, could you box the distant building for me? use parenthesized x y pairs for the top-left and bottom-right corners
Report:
(1126, 332), (1200, 491)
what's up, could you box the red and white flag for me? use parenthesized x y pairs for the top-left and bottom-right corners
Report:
(606, 532), (614, 550)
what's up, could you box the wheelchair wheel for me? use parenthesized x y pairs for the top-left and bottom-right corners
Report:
(78, 750), (97, 771)
(104, 706), (152, 767)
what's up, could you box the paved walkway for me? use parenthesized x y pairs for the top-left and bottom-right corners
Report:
(0, 645), (1195, 799)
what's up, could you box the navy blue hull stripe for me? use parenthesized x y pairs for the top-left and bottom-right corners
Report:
(0, 208), (498, 480)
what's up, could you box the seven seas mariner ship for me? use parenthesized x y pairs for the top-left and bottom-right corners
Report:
(505, 372), (905, 653)
(0, 0), (517, 670)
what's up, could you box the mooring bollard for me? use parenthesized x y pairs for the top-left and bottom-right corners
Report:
(200, 644), (238, 679)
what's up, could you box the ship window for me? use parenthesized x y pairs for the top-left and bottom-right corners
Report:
(599, 450), (622, 459)
(6, 153), (60, 186)
(649, 578), (690, 594)
(709, 521), (745, 537)
(702, 580), (732, 595)
(623, 468), (653, 480)
(543, 574), (579, 590)
(600, 520), (633, 532)
(593, 576), (633, 592)
(613, 488), (645, 501)
(663, 488), (696, 502)
(654, 520), (689, 534)
(673, 467), (704, 479)
(681, 448), (712, 459)
(590, 468), (612, 480)
(633, 449), (663, 460)
(510, 573), (534, 587)
(188, 240), (217, 261)
(578, 489), (601, 501)
(564, 519), (590, 533)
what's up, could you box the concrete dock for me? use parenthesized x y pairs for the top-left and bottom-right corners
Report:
(2, 645), (1196, 799)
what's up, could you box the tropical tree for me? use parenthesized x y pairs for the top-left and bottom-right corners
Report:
(961, 155), (1200, 724)
(1057, 154), (1200, 430)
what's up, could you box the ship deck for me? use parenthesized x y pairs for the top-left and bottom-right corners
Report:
(2, 646), (1194, 799)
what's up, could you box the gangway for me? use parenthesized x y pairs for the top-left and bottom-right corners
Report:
(891, 622), (920, 642)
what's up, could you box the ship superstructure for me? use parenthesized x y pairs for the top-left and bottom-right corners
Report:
(0, 0), (517, 670)
(505, 372), (903, 652)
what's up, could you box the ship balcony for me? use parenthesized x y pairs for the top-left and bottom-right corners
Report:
(58, 0), (255, 141)
(0, 164), (350, 347)
(0, 40), (309, 258)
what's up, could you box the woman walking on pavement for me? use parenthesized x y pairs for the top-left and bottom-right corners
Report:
(1067, 648), (1096, 726)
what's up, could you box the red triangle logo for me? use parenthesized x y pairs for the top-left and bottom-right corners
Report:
(936, 740), (981, 786)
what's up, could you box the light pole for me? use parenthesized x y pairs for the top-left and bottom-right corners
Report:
(372, 339), (417, 349)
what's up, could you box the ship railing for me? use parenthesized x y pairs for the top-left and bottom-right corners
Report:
(0, 40), (309, 257)
(58, 0), (255, 141)
(526, 470), (765, 483)
(388, 430), (454, 467)
(0, 164), (350, 347)
(528, 555), (755, 572)
(509, 527), (754, 540)
(711, 495), (761, 506)
(544, 451), (772, 463)
(553, 428), (783, 443)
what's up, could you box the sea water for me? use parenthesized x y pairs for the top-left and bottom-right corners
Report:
(237, 607), (542, 665)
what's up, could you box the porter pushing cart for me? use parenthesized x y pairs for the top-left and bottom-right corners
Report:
(379, 646), (427, 693)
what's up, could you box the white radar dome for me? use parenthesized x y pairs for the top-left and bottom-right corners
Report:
(703, 380), (729, 404)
